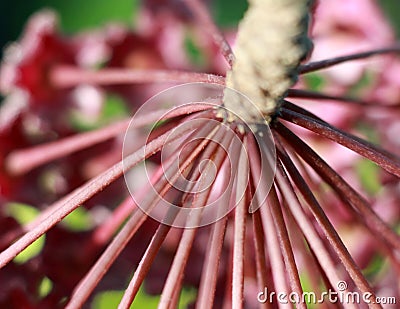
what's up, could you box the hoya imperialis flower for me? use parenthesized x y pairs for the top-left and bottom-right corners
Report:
(1, 0), (400, 308)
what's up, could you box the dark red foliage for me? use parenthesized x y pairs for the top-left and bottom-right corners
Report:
(15, 34), (74, 106)
(0, 11), (75, 110)
(42, 227), (103, 297)
(0, 259), (43, 309)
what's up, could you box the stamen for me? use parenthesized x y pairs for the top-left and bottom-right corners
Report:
(117, 206), (178, 309)
(196, 217), (228, 308)
(275, 152), (381, 308)
(196, 134), (241, 308)
(51, 65), (225, 88)
(299, 45), (400, 74)
(280, 106), (400, 177)
(6, 103), (213, 175)
(158, 131), (232, 308)
(0, 122), (196, 270)
(232, 140), (248, 309)
(287, 89), (400, 109)
(267, 185), (306, 309)
(6, 118), (130, 176)
(67, 121), (216, 308)
(274, 122), (400, 251)
(251, 210), (273, 309)
(273, 162), (345, 298)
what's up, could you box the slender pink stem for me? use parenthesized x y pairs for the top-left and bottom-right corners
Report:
(67, 121), (215, 308)
(275, 123), (400, 251)
(287, 89), (400, 109)
(275, 148), (381, 308)
(118, 219), (174, 309)
(279, 107), (400, 177)
(251, 209), (273, 309)
(196, 216), (228, 309)
(299, 44), (400, 74)
(267, 186), (306, 309)
(280, 200), (328, 308)
(251, 173), (293, 309)
(273, 163), (359, 309)
(51, 66), (225, 88)
(92, 196), (135, 246)
(249, 149), (291, 309)
(158, 170), (214, 307)
(259, 204), (291, 309)
(6, 118), (129, 176)
(248, 134), (355, 308)
(158, 124), (233, 308)
(232, 142), (248, 309)
(0, 126), (177, 269)
(279, 128), (400, 276)
(169, 287), (181, 309)
(118, 123), (224, 308)
(6, 103), (213, 176)
(183, 0), (235, 67)
(196, 139), (239, 308)
(180, 125), (230, 204)
(222, 230), (234, 309)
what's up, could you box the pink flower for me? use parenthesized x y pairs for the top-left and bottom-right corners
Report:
(311, 0), (394, 85)
(0, 1), (399, 308)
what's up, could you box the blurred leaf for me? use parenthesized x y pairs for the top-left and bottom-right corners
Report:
(62, 207), (94, 231)
(6, 202), (40, 224)
(299, 273), (317, 308)
(184, 33), (206, 67)
(178, 287), (197, 308)
(13, 235), (46, 264)
(92, 288), (159, 309)
(38, 277), (53, 298)
(347, 71), (374, 98)
(356, 122), (380, 144)
(92, 291), (126, 309)
(356, 159), (381, 195)
(303, 73), (326, 91)
(102, 94), (130, 121)
(92, 286), (196, 309)
(48, 0), (139, 33)
(6, 203), (45, 264)
(378, 0), (400, 38)
(363, 254), (385, 279)
(212, 0), (247, 27)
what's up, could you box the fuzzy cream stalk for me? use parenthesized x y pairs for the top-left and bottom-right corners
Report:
(223, 0), (313, 124)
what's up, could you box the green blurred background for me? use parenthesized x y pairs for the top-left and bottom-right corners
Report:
(1, 0), (400, 57)
(0, 0), (399, 54)
(0, 0), (249, 55)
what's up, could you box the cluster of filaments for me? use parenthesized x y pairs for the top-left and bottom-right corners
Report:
(1, 93), (400, 308)
(0, 0), (400, 308)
